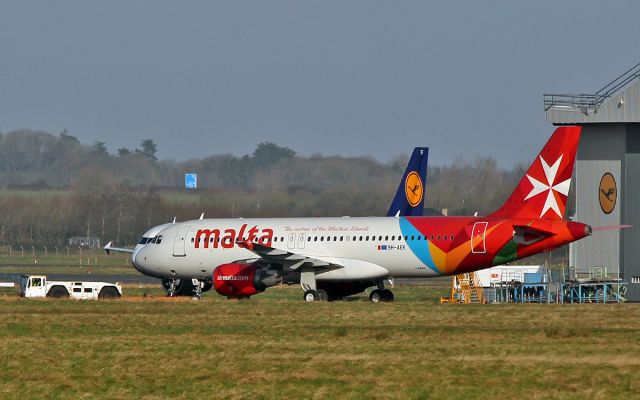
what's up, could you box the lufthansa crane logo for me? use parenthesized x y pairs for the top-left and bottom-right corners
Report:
(405, 171), (423, 207)
(599, 172), (617, 214)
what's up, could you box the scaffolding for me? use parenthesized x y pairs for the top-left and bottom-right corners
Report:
(441, 267), (627, 304)
(440, 272), (486, 304)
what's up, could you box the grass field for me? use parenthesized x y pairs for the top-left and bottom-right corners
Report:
(0, 283), (638, 400)
(0, 252), (135, 277)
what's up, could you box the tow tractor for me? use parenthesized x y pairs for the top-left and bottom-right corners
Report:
(19, 275), (122, 299)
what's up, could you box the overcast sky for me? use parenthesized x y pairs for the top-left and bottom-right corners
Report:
(1, 1), (639, 166)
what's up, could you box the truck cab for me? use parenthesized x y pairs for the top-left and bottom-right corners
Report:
(19, 275), (47, 298)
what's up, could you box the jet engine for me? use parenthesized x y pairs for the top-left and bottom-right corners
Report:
(213, 262), (281, 298)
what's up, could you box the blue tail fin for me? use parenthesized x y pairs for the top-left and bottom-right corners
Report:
(387, 147), (429, 217)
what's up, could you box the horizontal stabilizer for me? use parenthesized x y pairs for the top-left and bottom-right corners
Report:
(512, 225), (554, 246)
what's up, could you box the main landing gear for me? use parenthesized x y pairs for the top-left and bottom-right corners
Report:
(303, 289), (328, 302)
(369, 289), (394, 303)
(300, 274), (395, 303)
(369, 280), (394, 303)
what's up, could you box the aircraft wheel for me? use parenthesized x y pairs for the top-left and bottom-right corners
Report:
(369, 289), (382, 303)
(201, 280), (213, 293)
(303, 290), (321, 302)
(317, 289), (329, 301)
(381, 289), (394, 302)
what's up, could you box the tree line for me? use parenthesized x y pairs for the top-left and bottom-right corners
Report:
(0, 129), (531, 247)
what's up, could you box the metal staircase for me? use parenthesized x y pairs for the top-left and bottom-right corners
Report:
(440, 272), (486, 304)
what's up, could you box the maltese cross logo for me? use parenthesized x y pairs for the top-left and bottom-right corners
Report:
(524, 155), (571, 218)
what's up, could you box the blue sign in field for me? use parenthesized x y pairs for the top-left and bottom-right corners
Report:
(185, 173), (197, 189)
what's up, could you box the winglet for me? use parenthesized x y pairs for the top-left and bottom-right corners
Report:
(104, 241), (112, 255)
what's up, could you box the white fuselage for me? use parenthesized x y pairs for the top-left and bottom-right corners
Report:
(133, 217), (451, 280)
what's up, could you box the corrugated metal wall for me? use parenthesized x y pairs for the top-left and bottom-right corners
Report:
(570, 126), (625, 278)
(624, 153), (640, 299)
(572, 159), (621, 275)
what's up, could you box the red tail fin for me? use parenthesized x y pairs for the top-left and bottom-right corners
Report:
(489, 126), (581, 220)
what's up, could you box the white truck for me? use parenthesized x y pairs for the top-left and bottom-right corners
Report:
(19, 275), (122, 299)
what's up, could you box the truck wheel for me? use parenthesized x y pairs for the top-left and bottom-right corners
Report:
(98, 286), (121, 299)
(48, 286), (69, 298)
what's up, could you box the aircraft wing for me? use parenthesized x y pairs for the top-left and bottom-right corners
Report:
(235, 240), (389, 280)
(104, 241), (134, 255)
(236, 239), (335, 270)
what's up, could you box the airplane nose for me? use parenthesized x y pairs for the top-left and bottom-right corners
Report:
(132, 247), (148, 273)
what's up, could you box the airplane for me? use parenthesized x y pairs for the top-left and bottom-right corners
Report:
(133, 126), (591, 302)
(106, 148), (430, 297)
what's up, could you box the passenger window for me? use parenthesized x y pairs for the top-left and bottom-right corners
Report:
(450, 235), (454, 240)
(430, 235), (434, 240)
(314, 237), (318, 242)
(320, 237), (324, 241)
(366, 236), (369, 241)
(340, 236), (344, 241)
(327, 237), (330, 242)
(411, 236), (414, 240)
(378, 236), (382, 241)
(437, 235), (441, 240)
(191, 238), (194, 242)
(308, 236), (311, 241)
(359, 236), (363, 241)
(385, 236), (389, 241)
(417, 236), (421, 241)
(334, 236), (337, 241)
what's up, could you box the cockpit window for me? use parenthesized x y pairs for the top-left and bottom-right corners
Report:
(156, 235), (162, 244)
(138, 237), (149, 245)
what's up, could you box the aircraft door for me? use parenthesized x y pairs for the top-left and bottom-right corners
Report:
(298, 233), (306, 249)
(287, 233), (296, 250)
(471, 222), (488, 254)
(173, 226), (192, 257)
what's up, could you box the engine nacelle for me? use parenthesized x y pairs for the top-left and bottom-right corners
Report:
(213, 263), (280, 298)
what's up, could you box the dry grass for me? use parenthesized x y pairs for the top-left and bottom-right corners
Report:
(0, 285), (638, 399)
